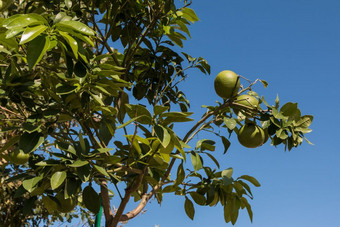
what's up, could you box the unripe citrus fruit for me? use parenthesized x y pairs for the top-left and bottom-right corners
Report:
(214, 70), (240, 99)
(233, 94), (259, 117)
(263, 128), (269, 144)
(9, 149), (30, 165)
(234, 94), (259, 108)
(56, 192), (77, 213)
(237, 124), (265, 148)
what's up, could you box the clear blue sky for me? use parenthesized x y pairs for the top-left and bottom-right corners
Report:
(123, 0), (340, 227)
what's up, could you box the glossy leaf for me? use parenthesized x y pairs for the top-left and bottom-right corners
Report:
(56, 20), (95, 36)
(58, 30), (78, 58)
(19, 25), (47, 44)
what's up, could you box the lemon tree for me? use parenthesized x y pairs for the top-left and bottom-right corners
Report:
(0, 1), (313, 227)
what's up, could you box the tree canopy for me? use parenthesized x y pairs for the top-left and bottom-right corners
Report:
(0, 0), (313, 226)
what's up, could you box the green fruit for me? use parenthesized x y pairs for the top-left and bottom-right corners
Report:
(9, 149), (30, 165)
(56, 192), (77, 213)
(233, 94), (259, 117)
(263, 128), (269, 144)
(234, 94), (259, 109)
(214, 70), (240, 99)
(237, 124), (265, 148)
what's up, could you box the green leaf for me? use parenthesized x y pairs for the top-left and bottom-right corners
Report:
(181, 8), (199, 23)
(74, 61), (87, 77)
(154, 125), (171, 148)
(154, 105), (169, 116)
(27, 35), (50, 69)
(68, 160), (88, 167)
(125, 104), (152, 124)
(238, 175), (261, 187)
(22, 175), (43, 193)
(275, 94), (280, 108)
(224, 202), (231, 223)
(196, 139), (215, 151)
(190, 192), (206, 206)
(83, 186), (100, 214)
(191, 151), (203, 171)
(58, 30), (78, 58)
(42, 195), (58, 213)
(65, 178), (81, 198)
(93, 164), (110, 177)
(260, 79), (268, 88)
(243, 199), (254, 222)
(19, 25), (47, 44)
(50, 171), (67, 190)
(3, 14), (46, 29)
(224, 117), (237, 130)
(117, 116), (145, 129)
(280, 102), (301, 122)
(205, 153), (220, 168)
(184, 197), (195, 220)
(167, 34), (183, 47)
(221, 136), (231, 154)
(56, 83), (79, 95)
(56, 20), (95, 36)
(175, 162), (185, 186)
(18, 132), (44, 153)
(276, 128), (288, 140)
(5, 27), (25, 39)
(222, 168), (233, 178)
(294, 115), (313, 127)
(77, 165), (91, 182)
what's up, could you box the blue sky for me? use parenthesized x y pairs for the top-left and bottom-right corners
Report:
(123, 1), (340, 227)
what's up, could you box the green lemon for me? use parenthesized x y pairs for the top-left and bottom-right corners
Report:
(234, 94), (259, 108)
(214, 70), (240, 99)
(56, 192), (77, 213)
(237, 124), (265, 148)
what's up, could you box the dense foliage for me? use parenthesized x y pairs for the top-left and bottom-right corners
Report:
(0, 0), (313, 226)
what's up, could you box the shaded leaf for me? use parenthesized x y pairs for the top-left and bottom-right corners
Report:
(238, 175), (261, 187)
(154, 125), (171, 148)
(83, 186), (100, 214)
(184, 197), (195, 220)
(18, 132), (44, 153)
(221, 136), (231, 154)
(27, 35), (50, 69)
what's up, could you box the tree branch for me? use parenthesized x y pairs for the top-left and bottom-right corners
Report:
(100, 180), (114, 227)
(111, 172), (145, 227)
